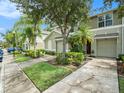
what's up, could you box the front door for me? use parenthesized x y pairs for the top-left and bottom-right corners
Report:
(86, 41), (91, 54)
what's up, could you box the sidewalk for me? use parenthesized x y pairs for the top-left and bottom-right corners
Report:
(3, 51), (40, 93)
(43, 58), (119, 93)
(4, 62), (40, 93)
(18, 55), (56, 69)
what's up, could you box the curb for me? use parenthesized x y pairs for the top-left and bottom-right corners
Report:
(16, 62), (41, 93)
(0, 58), (5, 93)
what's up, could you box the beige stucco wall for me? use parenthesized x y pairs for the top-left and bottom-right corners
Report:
(89, 16), (98, 29)
(113, 11), (122, 25)
(44, 32), (62, 51)
(44, 31), (70, 52)
(89, 10), (122, 29)
(28, 36), (44, 50)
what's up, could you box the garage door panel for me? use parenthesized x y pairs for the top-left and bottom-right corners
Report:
(56, 40), (63, 53)
(97, 38), (117, 57)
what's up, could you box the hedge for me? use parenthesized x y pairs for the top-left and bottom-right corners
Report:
(56, 52), (84, 66)
(38, 49), (56, 55)
(24, 50), (45, 58)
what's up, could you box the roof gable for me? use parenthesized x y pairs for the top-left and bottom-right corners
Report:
(44, 30), (61, 41)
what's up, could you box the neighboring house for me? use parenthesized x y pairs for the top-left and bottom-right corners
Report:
(44, 28), (69, 52)
(23, 31), (50, 50)
(44, 9), (124, 58)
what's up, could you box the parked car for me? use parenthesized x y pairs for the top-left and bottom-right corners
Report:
(7, 47), (16, 53)
(7, 47), (23, 53)
(0, 49), (3, 62)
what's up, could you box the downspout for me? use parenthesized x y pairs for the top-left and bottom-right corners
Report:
(122, 17), (124, 54)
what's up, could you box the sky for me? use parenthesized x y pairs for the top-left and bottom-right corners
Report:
(0, 0), (118, 40)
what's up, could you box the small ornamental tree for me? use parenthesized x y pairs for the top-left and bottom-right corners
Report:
(68, 25), (93, 53)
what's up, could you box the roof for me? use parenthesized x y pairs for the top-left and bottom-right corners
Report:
(41, 31), (50, 35)
(44, 29), (62, 41)
(90, 8), (117, 18)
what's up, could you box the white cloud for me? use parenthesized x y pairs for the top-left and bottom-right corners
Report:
(0, 0), (21, 19)
(0, 27), (5, 31)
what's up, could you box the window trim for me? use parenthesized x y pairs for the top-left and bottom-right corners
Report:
(97, 12), (113, 28)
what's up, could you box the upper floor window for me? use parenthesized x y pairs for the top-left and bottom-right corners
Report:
(98, 13), (113, 28)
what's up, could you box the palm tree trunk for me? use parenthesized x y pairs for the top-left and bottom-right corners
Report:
(33, 22), (37, 57)
(29, 42), (31, 50)
(34, 34), (36, 51)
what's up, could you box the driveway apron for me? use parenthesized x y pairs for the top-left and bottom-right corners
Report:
(43, 58), (119, 93)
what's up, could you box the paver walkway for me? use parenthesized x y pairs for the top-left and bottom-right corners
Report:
(3, 50), (40, 93)
(43, 58), (119, 93)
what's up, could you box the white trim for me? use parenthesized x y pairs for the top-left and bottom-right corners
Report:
(122, 17), (124, 54)
(94, 36), (118, 39)
(97, 12), (113, 28)
(91, 24), (124, 31)
(45, 48), (56, 51)
(55, 38), (63, 41)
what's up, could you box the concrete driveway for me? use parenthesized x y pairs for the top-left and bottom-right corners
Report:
(43, 58), (119, 93)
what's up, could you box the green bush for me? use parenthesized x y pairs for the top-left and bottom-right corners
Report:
(24, 50), (45, 58)
(12, 51), (21, 55)
(118, 54), (124, 62)
(39, 49), (56, 55)
(56, 52), (84, 66)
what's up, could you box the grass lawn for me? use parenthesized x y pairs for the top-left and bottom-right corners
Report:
(119, 76), (124, 93)
(15, 54), (32, 63)
(23, 62), (73, 92)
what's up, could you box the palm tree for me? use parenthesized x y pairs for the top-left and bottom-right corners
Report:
(68, 25), (93, 53)
(13, 15), (42, 50)
(0, 30), (16, 47)
(21, 27), (42, 50)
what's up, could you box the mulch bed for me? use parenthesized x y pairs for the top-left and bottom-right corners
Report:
(117, 61), (124, 76)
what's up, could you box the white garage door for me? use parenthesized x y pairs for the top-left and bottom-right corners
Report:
(56, 40), (63, 53)
(97, 38), (117, 57)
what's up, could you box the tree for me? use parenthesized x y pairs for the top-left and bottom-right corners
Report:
(0, 30), (16, 47)
(104, 0), (124, 17)
(10, 0), (92, 59)
(10, 0), (43, 52)
(12, 16), (42, 50)
(68, 25), (93, 53)
(40, 0), (92, 54)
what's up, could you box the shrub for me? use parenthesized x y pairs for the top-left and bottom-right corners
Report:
(56, 52), (84, 66)
(12, 50), (21, 55)
(36, 50), (45, 57)
(39, 49), (56, 55)
(118, 54), (124, 62)
(24, 50), (45, 58)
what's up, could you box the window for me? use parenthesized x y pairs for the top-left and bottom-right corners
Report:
(98, 13), (113, 28)
(105, 14), (112, 26)
(98, 16), (105, 27)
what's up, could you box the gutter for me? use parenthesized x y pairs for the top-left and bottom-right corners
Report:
(121, 9), (124, 55)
